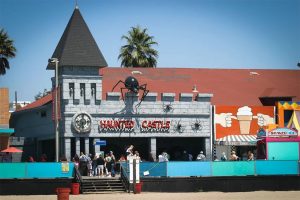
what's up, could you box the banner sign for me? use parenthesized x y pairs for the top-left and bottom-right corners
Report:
(99, 120), (135, 132)
(99, 119), (171, 133)
(267, 128), (298, 137)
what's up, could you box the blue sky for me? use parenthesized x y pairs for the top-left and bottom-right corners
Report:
(0, 0), (299, 102)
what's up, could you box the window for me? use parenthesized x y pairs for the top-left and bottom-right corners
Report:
(41, 111), (47, 118)
(69, 83), (74, 98)
(80, 83), (85, 98)
(91, 83), (96, 101)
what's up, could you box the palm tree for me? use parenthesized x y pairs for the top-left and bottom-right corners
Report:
(0, 28), (16, 75)
(119, 26), (158, 68)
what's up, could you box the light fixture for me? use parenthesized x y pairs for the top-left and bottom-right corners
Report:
(250, 72), (259, 76)
(192, 84), (198, 93)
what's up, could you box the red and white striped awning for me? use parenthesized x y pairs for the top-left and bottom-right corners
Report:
(215, 135), (257, 146)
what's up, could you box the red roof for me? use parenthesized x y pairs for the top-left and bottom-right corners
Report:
(16, 93), (52, 112)
(101, 67), (300, 105)
(14, 67), (300, 113)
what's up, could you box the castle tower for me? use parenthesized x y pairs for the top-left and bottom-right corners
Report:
(47, 7), (107, 160)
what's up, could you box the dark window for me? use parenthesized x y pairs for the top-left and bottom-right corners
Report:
(41, 111), (47, 117)
(80, 83), (85, 98)
(69, 83), (74, 98)
(91, 83), (96, 101)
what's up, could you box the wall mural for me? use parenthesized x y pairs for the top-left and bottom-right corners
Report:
(214, 106), (275, 142)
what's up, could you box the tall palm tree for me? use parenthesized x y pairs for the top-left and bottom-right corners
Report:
(0, 28), (16, 75)
(119, 26), (158, 68)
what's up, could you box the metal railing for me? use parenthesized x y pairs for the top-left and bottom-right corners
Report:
(120, 162), (130, 192)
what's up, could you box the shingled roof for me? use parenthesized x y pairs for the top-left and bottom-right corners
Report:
(47, 7), (107, 69)
(101, 67), (300, 105)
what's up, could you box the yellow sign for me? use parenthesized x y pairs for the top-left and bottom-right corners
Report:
(61, 162), (69, 173)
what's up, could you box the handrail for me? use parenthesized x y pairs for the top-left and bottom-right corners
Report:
(120, 162), (130, 192)
(74, 166), (83, 184)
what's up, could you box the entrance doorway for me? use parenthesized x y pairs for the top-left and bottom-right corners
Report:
(96, 137), (150, 161)
(157, 137), (205, 161)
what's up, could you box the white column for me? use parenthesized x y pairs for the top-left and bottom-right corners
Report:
(205, 137), (212, 160)
(65, 138), (71, 161)
(85, 137), (89, 155)
(149, 137), (157, 161)
(75, 137), (80, 156)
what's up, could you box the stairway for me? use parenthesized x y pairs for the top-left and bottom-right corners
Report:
(81, 177), (127, 194)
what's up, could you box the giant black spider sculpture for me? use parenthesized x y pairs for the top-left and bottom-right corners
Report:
(112, 76), (149, 108)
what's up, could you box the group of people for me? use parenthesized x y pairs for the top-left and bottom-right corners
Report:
(214, 150), (255, 161)
(73, 151), (117, 177)
(72, 145), (142, 177)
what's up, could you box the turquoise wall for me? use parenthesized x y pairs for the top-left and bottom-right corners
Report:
(256, 160), (299, 175)
(268, 142), (299, 160)
(167, 161), (211, 177)
(212, 161), (255, 176)
(137, 161), (299, 177)
(0, 162), (74, 179)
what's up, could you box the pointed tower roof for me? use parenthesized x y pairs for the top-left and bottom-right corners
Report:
(47, 7), (107, 69)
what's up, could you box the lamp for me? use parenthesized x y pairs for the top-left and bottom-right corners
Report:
(48, 58), (59, 162)
(192, 84), (198, 93)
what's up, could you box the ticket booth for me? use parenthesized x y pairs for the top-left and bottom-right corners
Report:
(256, 127), (300, 160)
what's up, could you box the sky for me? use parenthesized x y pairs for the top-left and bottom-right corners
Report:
(0, 0), (300, 102)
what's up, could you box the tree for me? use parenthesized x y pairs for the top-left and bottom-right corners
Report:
(0, 28), (16, 75)
(118, 26), (158, 68)
(35, 89), (51, 100)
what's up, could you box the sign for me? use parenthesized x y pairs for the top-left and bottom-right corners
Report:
(61, 162), (69, 173)
(99, 120), (134, 132)
(95, 140), (107, 146)
(214, 105), (275, 141)
(98, 119), (171, 133)
(141, 120), (170, 132)
(267, 127), (298, 137)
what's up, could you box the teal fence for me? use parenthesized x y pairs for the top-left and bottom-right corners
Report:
(212, 161), (255, 176)
(1, 161), (299, 179)
(0, 162), (74, 179)
(137, 160), (300, 177)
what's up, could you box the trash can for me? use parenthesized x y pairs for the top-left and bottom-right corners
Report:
(134, 182), (143, 194)
(71, 183), (80, 195)
(56, 188), (71, 200)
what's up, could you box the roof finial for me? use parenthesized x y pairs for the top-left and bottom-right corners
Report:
(75, 0), (79, 9)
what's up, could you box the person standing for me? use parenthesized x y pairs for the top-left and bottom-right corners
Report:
(229, 151), (238, 161)
(247, 151), (254, 161)
(126, 145), (134, 156)
(220, 152), (227, 161)
(196, 151), (206, 161)
(110, 151), (116, 177)
(79, 152), (88, 175)
(96, 155), (105, 177)
(92, 155), (98, 176)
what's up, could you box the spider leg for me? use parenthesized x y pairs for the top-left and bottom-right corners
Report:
(138, 84), (149, 102)
(112, 80), (125, 91)
(120, 87), (127, 101)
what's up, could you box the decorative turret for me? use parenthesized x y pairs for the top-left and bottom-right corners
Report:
(47, 7), (107, 69)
